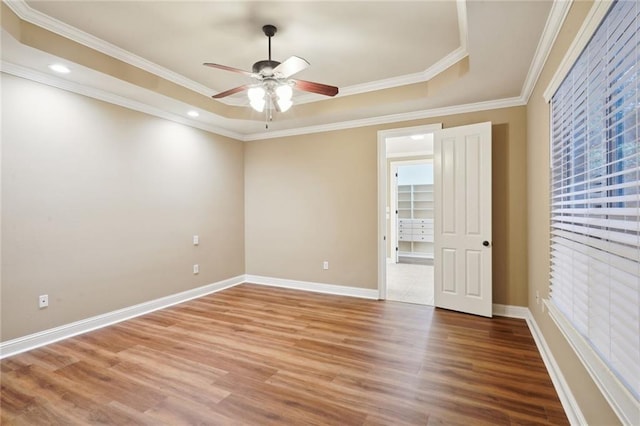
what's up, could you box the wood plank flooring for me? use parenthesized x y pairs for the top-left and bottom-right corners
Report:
(1, 284), (568, 425)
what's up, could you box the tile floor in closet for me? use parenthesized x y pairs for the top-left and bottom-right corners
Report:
(386, 257), (433, 305)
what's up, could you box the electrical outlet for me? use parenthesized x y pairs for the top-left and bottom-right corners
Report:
(193, 264), (199, 274)
(193, 235), (199, 245)
(39, 294), (49, 309)
(323, 261), (329, 270)
(536, 290), (540, 305)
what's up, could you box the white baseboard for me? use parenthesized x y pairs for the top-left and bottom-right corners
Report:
(492, 303), (531, 319)
(1, 275), (376, 359)
(0, 275), (245, 359)
(244, 274), (380, 300)
(499, 304), (587, 426)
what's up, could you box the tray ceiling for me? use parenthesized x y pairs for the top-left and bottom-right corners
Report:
(1, 0), (559, 140)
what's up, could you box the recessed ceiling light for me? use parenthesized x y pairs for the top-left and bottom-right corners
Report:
(410, 134), (426, 140)
(187, 110), (199, 117)
(48, 64), (70, 74)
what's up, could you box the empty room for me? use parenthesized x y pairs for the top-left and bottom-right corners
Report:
(1, 0), (638, 424)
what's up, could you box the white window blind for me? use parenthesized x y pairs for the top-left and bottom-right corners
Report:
(550, 0), (639, 409)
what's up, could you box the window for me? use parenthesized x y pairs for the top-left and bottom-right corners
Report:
(549, 0), (639, 420)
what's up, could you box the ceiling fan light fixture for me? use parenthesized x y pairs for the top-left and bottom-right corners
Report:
(276, 84), (293, 101)
(276, 84), (293, 112)
(205, 24), (338, 117)
(248, 86), (266, 112)
(277, 98), (293, 112)
(250, 99), (266, 113)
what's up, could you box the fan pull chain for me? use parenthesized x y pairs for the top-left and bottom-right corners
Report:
(264, 106), (270, 129)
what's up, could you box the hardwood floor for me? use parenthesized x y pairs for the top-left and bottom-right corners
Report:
(1, 284), (568, 425)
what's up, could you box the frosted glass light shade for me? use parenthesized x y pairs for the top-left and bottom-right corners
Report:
(277, 99), (292, 112)
(275, 84), (293, 112)
(248, 86), (266, 112)
(276, 84), (292, 101)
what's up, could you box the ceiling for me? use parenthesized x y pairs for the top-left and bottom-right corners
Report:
(1, 0), (564, 141)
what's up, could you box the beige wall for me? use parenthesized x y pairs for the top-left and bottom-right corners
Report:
(1, 73), (245, 341)
(526, 1), (620, 424)
(2, 78), (528, 338)
(244, 127), (379, 288)
(245, 106), (528, 306)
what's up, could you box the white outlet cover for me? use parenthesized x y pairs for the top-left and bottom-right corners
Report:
(39, 294), (48, 308)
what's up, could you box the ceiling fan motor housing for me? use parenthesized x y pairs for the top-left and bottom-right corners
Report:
(252, 60), (281, 75)
(262, 24), (277, 37)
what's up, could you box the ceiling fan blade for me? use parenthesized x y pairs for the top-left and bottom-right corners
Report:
(292, 79), (339, 97)
(273, 56), (310, 78)
(212, 84), (251, 99)
(203, 62), (253, 77)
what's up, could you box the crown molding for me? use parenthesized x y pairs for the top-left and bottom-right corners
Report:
(335, 47), (468, 100)
(229, 48), (468, 109)
(0, 60), (244, 141)
(456, 0), (469, 50)
(274, 46), (467, 107)
(242, 96), (525, 141)
(1, 59), (524, 143)
(521, 0), (572, 103)
(3, 0), (216, 99)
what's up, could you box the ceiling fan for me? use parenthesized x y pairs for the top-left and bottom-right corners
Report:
(203, 24), (339, 113)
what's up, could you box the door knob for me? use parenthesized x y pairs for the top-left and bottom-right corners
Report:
(483, 240), (490, 247)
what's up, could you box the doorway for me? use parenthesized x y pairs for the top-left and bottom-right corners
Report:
(388, 161), (434, 304)
(378, 124), (441, 305)
(377, 122), (494, 317)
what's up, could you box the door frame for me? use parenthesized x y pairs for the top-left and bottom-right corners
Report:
(377, 124), (442, 300)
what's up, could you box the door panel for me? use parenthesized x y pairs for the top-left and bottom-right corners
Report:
(442, 249), (457, 293)
(434, 122), (492, 317)
(442, 138), (457, 234)
(466, 250), (481, 297)
(466, 136), (481, 234)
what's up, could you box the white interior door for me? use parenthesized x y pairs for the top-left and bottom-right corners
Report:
(434, 122), (492, 317)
